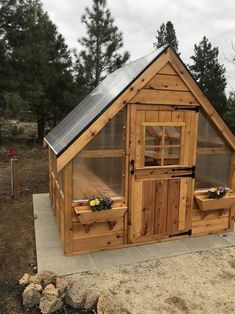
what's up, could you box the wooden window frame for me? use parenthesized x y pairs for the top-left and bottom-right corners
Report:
(143, 122), (185, 167)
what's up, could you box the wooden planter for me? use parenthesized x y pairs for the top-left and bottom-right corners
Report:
(72, 203), (128, 253)
(74, 204), (127, 231)
(195, 193), (235, 211)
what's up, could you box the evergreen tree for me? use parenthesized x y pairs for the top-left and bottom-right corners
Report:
(1, 0), (73, 141)
(0, 0), (13, 108)
(75, 0), (130, 92)
(189, 36), (227, 115)
(153, 21), (179, 52)
(224, 92), (235, 133)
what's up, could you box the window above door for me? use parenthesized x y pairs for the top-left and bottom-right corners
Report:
(143, 122), (185, 167)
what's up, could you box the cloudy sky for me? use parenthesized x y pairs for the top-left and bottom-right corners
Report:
(42, 0), (235, 93)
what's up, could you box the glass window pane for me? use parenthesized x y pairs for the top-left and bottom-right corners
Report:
(73, 109), (125, 200)
(164, 147), (180, 165)
(195, 111), (232, 188)
(164, 126), (181, 145)
(145, 126), (163, 145)
(145, 147), (162, 166)
(144, 125), (182, 167)
(145, 126), (163, 166)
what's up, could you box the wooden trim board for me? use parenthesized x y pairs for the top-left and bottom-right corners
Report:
(168, 49), (235, 150)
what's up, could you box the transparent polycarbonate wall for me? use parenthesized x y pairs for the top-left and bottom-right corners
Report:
(195, 111), (232, 188)
(73, 109), (126, 200)
(58, 169), (64, 193)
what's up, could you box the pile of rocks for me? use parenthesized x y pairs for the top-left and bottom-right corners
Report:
(19, 271), (123, 314)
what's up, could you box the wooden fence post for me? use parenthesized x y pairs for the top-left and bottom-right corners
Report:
(11, 158), (19, 198)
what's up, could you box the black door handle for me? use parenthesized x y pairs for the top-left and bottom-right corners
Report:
(130, 159), (135, 175)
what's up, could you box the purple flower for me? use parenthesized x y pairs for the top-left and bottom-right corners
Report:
(218, 186), (225, 192)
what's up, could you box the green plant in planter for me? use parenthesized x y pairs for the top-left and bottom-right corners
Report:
(88, 196), (113, 212)
(208, 186), (228, 199)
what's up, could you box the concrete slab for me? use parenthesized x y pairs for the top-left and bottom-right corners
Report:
(33, 193), (235, 276)
(33, 193), (51, 211)
(33, 194), (97, 275)
(137, 239), (191, 259)
(219, 232), (235, 246)
(181, 235), (232, 252)
(37, 247), (97, 276)
(92, 246), (146, 268)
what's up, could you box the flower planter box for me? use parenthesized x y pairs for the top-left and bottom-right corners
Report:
(195, 193), (235, 211)
(73, 202), (128, 233)
(74, 204), (127, 225)
(72, 203), (128, 253)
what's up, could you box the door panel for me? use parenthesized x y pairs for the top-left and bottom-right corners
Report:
(154, 180), (167, 234)
(141, 180), (155, 236)
(129, 105), (198, 243)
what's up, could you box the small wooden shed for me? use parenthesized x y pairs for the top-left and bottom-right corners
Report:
(44, 46), (235, 255)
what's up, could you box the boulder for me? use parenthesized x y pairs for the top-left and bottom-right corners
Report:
(43, 284), (59, 298)
(84, 288), (99, 310)
(29, 273), (43, 285)
(97, 294), (122, 314)
(22, 283), (42, 308)
(41, 271), (57, 287)
(56, 277), (69, 297)
(19, 273), (30, 286)
(64, 281), (85, 309)
(39, 294), (63, 314)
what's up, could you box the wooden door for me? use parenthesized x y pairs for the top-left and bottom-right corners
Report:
(128, 105), (198, 243)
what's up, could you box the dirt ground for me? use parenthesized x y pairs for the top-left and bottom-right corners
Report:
(0, 142), (48, 314)
(71, 247), (235, 314)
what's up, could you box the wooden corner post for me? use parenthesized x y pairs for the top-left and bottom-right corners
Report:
(63, 161), (73, 255)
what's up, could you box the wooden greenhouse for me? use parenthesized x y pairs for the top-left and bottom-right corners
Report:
(44, 46), (235, 255)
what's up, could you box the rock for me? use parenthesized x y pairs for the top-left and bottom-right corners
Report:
(84, 288), (99, 310)
(56, 277), (69, 297)
(97, 294), (122, 314)
(19, 273), (30, 286)
(22, 283), (42, 308)
(39, 294), (63, 314)
(29, 273), (43, 285)
(64, 281), (85, 309)
(43, 284), (59, 297)
(41, 271), (57, 287)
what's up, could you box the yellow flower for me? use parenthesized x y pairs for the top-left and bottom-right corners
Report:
(94, 198), (100, 205)
(210, 188), (216, 192)
(90, 200), (96, 206)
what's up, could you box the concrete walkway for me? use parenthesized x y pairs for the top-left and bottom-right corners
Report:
(33, 193), (235, 276)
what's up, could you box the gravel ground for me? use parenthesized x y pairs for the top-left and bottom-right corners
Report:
(70, 247), (235, 314)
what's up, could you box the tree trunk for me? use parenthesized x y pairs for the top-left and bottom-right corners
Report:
(37, 117), (45, 144)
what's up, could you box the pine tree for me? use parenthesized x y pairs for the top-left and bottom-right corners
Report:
(153, 21), (179, 52)
(75, 0), (130, 92)
(224, 92), (235, 133)
(189, 36), (227, 115)
(0, 0), (13, 107)
(1, 0), (73, 141)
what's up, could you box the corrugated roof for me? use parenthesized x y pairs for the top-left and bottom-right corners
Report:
(45, 45), (168, 156)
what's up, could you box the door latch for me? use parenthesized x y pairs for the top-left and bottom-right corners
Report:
(130, 159), (135, 175)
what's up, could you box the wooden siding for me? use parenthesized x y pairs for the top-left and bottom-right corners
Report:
(192, 200), (232, 235)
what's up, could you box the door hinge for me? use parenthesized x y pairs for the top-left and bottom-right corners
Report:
(172, 166), (195, 172)
(173, 106), (199, 112)
(172, 173), (194, 178)
(169, 230), (192, 237)
(172, 166), (195, 179)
